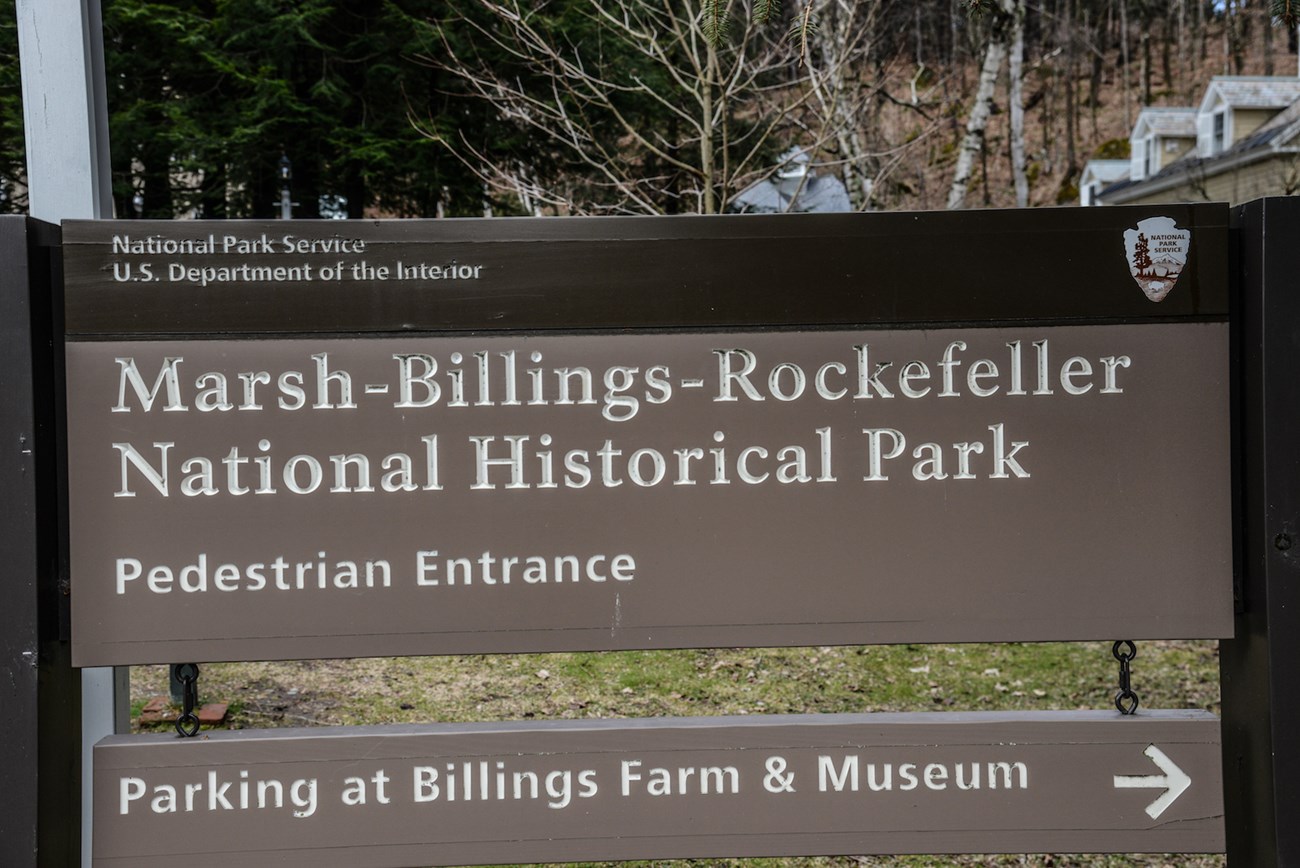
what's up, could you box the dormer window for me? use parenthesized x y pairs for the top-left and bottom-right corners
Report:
(1212, 111), (1226, 154)
(1144, 138), (1153, 177)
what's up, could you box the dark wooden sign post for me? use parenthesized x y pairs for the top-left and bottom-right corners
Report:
(1220, 197), (1300, 866)
(0, 216), (79, 867)
(2, 3), (1285, 866)
(54, 204), (1239, 864)
(9, 199), (1300, 865)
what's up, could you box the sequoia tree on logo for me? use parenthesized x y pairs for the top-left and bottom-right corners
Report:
(1132, 233), (1152, 275)
(1123, 216), (1190, 302)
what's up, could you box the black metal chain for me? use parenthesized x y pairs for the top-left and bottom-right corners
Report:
(175, 663), (201, 737)
(1112, 640), (1139, 715)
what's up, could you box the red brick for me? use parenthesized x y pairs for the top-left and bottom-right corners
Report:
(197, 703), (228, 725)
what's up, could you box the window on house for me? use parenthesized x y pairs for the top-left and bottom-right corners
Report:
(1144, 138), (1153, 177)
(1213, 111), (1226, 154)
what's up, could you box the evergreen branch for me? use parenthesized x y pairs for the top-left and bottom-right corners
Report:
(1271, 0), (1298, 30)
(753, 0), (780, 25)
(702, 0), (729, 44)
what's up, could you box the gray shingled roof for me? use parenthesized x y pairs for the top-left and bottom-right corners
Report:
(1082, 159), (1129, 184)
(1096, 174), (1143, 199)
(727, 147), (853, 213)
(1100, 96), (1300, 200)
(1208, 76), (1300, 110)
(1137, 108), (1197, 137)
(728, 175), (852, 213)
(1098, 76), (1300, 203)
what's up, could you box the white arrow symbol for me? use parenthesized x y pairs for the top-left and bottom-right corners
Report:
(1113, 744), (1192, 819)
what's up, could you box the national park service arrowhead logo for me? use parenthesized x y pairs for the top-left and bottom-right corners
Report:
(1124, 216), (1190, 302)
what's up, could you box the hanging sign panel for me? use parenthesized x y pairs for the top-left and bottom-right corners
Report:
(92, 710), (1224, 866)
(62, 207), (1232, 665)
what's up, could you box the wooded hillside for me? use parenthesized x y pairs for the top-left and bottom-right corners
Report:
(0, 0), (1295, 217)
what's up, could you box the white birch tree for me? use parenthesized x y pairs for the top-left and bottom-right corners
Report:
(795, 0), (886, 209)
(1007, 0), (1028, 207)
(946, 0), (1024, 210)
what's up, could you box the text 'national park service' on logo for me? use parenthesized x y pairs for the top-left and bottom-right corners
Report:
(1123, 216), (1191, 302)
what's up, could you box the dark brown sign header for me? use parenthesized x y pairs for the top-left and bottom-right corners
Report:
(62, 204), (1228, 337)
(68, 321), (1231, 665)
(93, 710), (1224, 866)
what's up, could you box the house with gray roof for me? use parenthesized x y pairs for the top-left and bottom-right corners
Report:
(1080, 160), (1130, 206)
(727, 147), (852, 214)
(1082, 76), (1300, 206)
(1130, 107), (1199, 180)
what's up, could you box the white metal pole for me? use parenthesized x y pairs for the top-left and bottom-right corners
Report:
(16, 0), (113, 222)
(15, 2), (124, 866)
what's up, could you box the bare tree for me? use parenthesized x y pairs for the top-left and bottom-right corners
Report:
(798, 0), (914, 209)
(413, 0), (1300, 216)
(1120, 0), (1133, 129)
(1008, 0), (1028, 206)
(948, 0), (1024, 209)
(420, 0), (817, 215)
(801, 0), (882, 208)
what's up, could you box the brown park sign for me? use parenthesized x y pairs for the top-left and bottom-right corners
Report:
(92, 710), (1224, 865)
(62, 208), (1232, 665)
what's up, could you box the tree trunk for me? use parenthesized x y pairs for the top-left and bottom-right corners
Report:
(1231, 1), (1245, 74)
(1120, 0), (1132, 131)
(201, 165), (228, 219)
(1141, 31), (1152, 106)
(140, 143), (172, 219)
(915, 4), (923, 66)
(956, 0), (970, 93)
(978, 131), (988, 205)
(110, 135), (133, 219)
(948, 5), (1010, 210)
(700, 38), (717, 215)
(950, 0), (959, 90)
(1064, 0), (1078, 178)
(1040, 58), (1053, 177)
(1263, 2), (1275, 76)
(1086, 6), (1100, 108)
(251, 162), (276, 220)
(1009, 0), (1029, 208)
(1178, 0), (1190, 97)
(1197, 0), (1207, 63)
(806, 0), (880, 211)
(1161, 3), (1173, 92)
(295, 148), (322, 220)
(346, 168), (366, 220)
